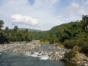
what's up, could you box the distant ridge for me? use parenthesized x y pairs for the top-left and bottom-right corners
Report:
(18, 28), (42, 32)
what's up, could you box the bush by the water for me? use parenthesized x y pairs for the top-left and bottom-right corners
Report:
(64, 46), (81, 64)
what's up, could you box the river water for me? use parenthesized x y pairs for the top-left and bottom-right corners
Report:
(0, 52), (80, 66)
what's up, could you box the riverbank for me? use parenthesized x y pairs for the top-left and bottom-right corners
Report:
(0, 40), (88, 66)
(0, 40), (67, 61)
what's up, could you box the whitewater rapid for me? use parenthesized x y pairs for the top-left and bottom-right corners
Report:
(25, 52), (49, 60)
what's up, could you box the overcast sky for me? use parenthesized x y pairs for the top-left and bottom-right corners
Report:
(0, 0), (88, 30)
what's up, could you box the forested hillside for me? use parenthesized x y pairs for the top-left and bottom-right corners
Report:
(32, 15), (88, 56)
(33, 15), (88, 42)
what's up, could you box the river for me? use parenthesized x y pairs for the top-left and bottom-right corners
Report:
(0, 52), (80, 66)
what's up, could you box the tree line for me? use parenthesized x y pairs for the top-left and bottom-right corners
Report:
(0, 20), (33, 43)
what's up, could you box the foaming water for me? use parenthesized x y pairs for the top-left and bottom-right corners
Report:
(39, 55), (49, 60)
(25, 52), (49, 60)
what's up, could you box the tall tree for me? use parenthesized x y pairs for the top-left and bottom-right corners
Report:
(0, 20), (4, 30)
(4, 27), (9, 35)
(82, 15), (88, 32)
(13, 26), (18, 32)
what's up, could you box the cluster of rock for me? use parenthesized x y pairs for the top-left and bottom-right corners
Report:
(0, 40), (40, 53)
(0, 40), (67, 61)
(24, 46), (67, 61)
(0, 40), (88, 66)
(78, 53), (88, 66)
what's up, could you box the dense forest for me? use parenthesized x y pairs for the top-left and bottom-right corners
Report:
(0, 15), (88, 56)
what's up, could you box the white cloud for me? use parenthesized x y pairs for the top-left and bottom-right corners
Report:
(11, 14), (40, 26)
(60, 1), (88, 22)
(65, 3), (79, 13)
(85, 0), (88, 5)
(78, 10), (88, 15)
(33, 0), (58, 9)
(71, 3), (79, 8)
